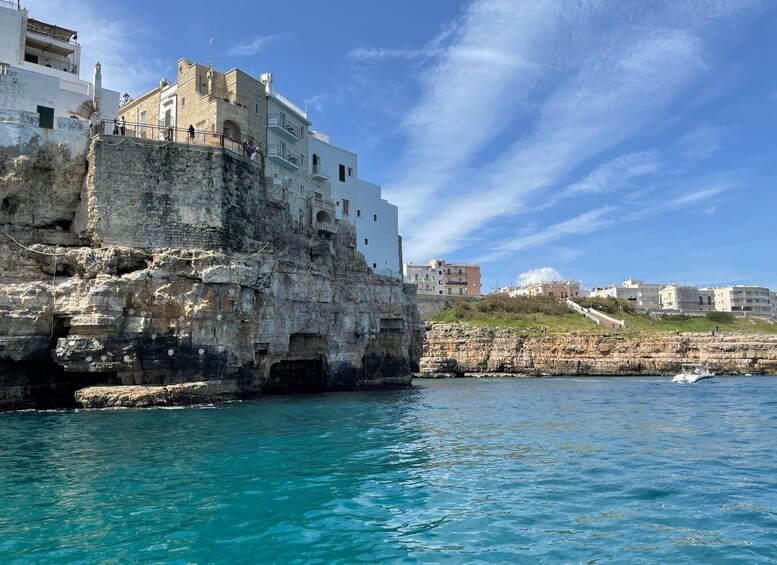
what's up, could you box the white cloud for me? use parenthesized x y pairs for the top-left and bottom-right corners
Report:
(516, 267), (564, 286)
(230, 35), (285, 57)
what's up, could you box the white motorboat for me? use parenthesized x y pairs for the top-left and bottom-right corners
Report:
(672, 364), (714, 383)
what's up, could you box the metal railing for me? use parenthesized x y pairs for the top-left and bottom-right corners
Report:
(0, 0), (20, 10)
(91, 119), (264, 164)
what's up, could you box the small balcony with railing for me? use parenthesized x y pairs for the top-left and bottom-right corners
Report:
(267, 144), (299, 171)
(311, 162), (328, 181)
(268, 114), (301, 143)
(308, 193), (337, 236)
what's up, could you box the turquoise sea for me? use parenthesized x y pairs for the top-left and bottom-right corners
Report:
(2, 377), (777, 563)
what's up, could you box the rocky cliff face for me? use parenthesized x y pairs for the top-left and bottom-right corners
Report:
(0, 136), (423, 410)
(421, 323), (777, 376)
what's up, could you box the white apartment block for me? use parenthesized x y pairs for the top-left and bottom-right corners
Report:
(0, 2), (119, 147)
(659, 285), (715, 311)
(403, 259), (446, 295)
(308, 132), (400, 278)
(260, 73), (335, 234)
(712, 286), (772, 315)
(589, 279), (662, 309)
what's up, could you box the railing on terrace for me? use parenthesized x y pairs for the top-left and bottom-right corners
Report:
(270, 91), (307, 118)
(91, 119), (264, 164)
(0, 0), (21, 10)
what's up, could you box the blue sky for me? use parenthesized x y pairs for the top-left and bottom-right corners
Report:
(27, 0), (777, 292)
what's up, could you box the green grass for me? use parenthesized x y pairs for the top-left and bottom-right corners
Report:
(428, 295), (777, 335)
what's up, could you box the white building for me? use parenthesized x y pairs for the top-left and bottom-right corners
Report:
(260, 73), (329, 233)
(308, 132), (400, 277)
(659, 285), (715, 312)
(589, 279), (662, 309)
(403, 259), (446, 295)
(0, 2), (118, 145)
(712, 285), (772, 315)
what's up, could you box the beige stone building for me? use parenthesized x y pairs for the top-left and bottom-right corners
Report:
(120, 59), (267, 154)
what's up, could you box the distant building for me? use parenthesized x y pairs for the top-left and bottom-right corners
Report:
(404, 259), (481, 296)
(659, 285), (715, 311)
(512, 281), (581, 299)
(0, 3), (119, 137)
(590, 279), (662, 309)
(307, 131), (401, 277)
(443, 262), (481, 296)
(712, 286), (772, 315)
(771, 291), (777, 318)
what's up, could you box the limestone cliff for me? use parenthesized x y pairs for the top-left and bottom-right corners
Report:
(1, 136), (423, 410)
(421, 323), (777, 377)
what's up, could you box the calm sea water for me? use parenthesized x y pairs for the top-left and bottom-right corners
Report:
(2, 377), (777, 563)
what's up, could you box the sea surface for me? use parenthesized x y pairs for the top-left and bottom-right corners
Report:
(2, 377), (777, 563)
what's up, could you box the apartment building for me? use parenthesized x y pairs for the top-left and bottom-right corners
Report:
(307, 131), (400, 277)
(712, 286), (772, 315)
(443, 262), (481, 296)
(0, 2), (118, 137)
(404, 259), (446, 295)
(658, 285), (715, 311)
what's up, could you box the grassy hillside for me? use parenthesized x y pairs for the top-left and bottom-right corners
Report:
(428, 295), (777, 335)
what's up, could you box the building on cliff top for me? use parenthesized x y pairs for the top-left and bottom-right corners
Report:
(118, 62), (402, 277)
(0, 1), (119, 139)
(308, 131), (401, 278)
(403, 259), (482, 296)
(589, 279), (662, 310)
(509, 280), (581, 299)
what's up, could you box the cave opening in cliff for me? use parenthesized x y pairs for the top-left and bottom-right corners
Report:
(268, 356), (327, 393)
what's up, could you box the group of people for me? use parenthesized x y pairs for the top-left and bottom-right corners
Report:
(112, 117), (126, 136)
(241, 138), (261, 162)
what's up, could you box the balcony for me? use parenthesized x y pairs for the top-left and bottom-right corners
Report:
(267, 145), (299, 171)
(315, 221), (336, 235)
(446, 280), (468, 286)
(268, 115), (300, 142)
(311, 164), (328, 181)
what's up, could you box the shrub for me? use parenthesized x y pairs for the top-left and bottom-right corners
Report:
(706, 311), (735, 324)
(575, 297), (635, 315)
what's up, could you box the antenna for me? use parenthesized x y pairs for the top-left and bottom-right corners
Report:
(209, 37), (214, 68)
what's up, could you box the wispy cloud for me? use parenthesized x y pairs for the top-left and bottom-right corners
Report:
(479, 207), (615, 263)
(229, 34), (286, 57)
(380, 0), (754, 262)
(626, 184), (731, 221)
(348, 47), (428, 62)
(304, 94), (327, 112)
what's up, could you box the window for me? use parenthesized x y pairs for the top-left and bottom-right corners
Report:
(348, 167), (353, 177)
(255, 103), (260, 114)
(373, 214), (378, 221)
(140, 111), (147, 132)
(364, 238), (368, 245)
(37, 105), (54, 129)
(342, 199), (350, 214)
(25, 53), (39, 64)
(163, 109), (172, 127)
(439, 291), (443, 295)
(372, 263), (377, 268)
(357, 210), (361, 217)
(339, 164), (346, 182)
(314, 192), (323, 199)
(181, 97), (185, 107)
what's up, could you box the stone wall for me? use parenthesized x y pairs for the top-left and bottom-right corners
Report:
(420, 323), (777, 376)
(76, 137), (272, 252)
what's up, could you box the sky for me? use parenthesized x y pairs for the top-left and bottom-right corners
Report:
(25, 0), (777, 292)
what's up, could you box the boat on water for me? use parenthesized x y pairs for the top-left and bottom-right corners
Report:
(672, 364), (714, 384)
